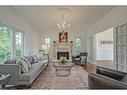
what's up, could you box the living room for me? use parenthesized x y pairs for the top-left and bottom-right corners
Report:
(0, 1), (127, 93)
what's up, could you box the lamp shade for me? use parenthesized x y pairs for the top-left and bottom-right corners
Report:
(42, 44), (48, 50)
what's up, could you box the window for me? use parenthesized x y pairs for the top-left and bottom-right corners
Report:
(96, 27), (113, 60)
(76, 38), (81, 55)
(44, 38), (50, 48)
(0, 25), (12, 64)
(15, 30), (24, 59)
(0, 24), (24, 64)
(115, 24), (127, 72)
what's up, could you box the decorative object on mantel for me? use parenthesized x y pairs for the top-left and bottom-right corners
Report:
(59, 32), (68, 43)
(59, 57), (67, 64)
(70, 41), (73, 43)
(53, 41), (56, 43)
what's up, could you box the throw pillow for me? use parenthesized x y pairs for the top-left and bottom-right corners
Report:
(22, 57), (32, 70)
(24, 56), (34, 64)
(32, 54), (39, 63)
(37, 53), (44, 61)
(17, 59), (29, 73)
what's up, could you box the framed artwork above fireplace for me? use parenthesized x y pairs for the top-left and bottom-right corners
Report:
(59, 32), (68, 43)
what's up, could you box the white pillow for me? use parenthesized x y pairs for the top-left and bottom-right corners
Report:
(17, 59), (29, 73)
(37, 53), (44, 61)
(32, 54), (39, 63)
(23, 57), (32, 70)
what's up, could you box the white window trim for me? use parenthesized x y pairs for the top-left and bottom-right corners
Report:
(0, 22), (24, 59)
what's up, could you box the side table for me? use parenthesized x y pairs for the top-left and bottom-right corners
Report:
(0, 73), (11, 89)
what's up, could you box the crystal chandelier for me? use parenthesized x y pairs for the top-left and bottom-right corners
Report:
(57, 8), (70, 32)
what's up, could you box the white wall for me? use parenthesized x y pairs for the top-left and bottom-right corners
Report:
(0, 7), (40, 55)
(96, 28), (113, 60)
(86, 35), (97, 64)
(40, 29), (88, 56)
(86, 6), (127, 63)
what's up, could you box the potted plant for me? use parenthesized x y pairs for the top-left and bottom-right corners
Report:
(60, 57), (67, 64)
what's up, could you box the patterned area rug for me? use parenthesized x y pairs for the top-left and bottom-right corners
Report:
(31, 62), (88, 89)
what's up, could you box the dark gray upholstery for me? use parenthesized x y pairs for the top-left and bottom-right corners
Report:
(72, 52), (88, 65)
(88, 66), (127, 89)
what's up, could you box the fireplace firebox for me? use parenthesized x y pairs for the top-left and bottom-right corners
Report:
(57, 52), (69, 60)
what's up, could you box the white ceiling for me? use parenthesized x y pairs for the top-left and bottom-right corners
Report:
(12, 6), (116, 32)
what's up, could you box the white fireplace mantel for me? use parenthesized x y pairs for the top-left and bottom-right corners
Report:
(53, 43), (74, 61)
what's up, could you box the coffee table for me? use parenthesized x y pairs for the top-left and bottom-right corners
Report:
(53, 62), (74, 77)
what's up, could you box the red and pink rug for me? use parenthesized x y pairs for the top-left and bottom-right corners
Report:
(31, 63), (88, 89)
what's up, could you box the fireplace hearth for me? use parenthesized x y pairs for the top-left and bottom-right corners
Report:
(57, 52), (69, 60)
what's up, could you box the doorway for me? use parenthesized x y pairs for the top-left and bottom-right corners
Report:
(96, 27), (114, 69)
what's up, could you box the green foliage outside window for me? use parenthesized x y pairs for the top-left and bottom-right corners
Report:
(16, 32), (22, 59)
(0, 24), (23, 64)
(76, 38), (81, 55)
(0, 25), (12, 64)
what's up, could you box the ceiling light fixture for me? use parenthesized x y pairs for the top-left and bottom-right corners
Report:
(57, 8), (71, 32)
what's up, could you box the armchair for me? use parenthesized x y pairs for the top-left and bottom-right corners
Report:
(88, 66), (127, 89)
(72, 52), (88, 65)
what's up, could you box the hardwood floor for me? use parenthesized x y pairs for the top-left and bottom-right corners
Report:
(82, 60), (115, 73)
(82, 64), (96, 73)
(96, 60), (115, 69)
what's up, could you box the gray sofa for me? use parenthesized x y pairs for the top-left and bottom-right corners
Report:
(0, 54), (49, 86)
(88, 66), (127, 89)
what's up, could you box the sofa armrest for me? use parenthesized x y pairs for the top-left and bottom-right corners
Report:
(80, 56), (87, 64)
(96, 66), (127, 80)
(88, 73), (127, 89)
(0, 64), (21, 85)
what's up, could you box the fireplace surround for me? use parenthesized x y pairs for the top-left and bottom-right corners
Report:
(57, 52), (69, 60)
(53, 43), (74, 61)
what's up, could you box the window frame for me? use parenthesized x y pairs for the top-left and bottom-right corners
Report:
(0, 23), (24, 63)
(75, 37), (82, 55)
(14, 28), (24, 58)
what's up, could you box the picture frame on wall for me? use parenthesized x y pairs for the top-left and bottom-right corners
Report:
(59, 32), (68, 43)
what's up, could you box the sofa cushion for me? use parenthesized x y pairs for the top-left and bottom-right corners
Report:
(24, 56), (34, 64)
(22, 57), (32, 70)
(37, 53), (43, 59)
(19, 62), (45, 81)
(17, 59), (29, 73)
(39, 59), (48, 64)
(39, 56), (48, 61)
(32, 54), (39, 63)
(121, 75), (127, 83)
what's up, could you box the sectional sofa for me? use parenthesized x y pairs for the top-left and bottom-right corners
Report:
(88, 66), (127, 89)
(0, 54), (49, 87)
